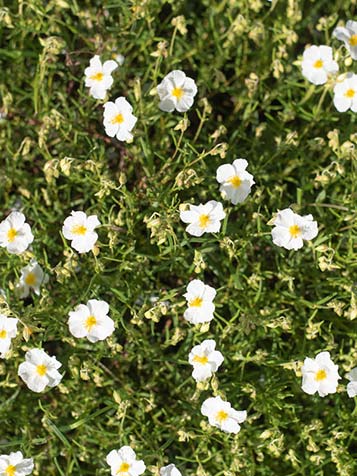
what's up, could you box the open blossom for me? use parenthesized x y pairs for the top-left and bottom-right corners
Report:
(18, 349), (62, 393)
(62, 211), (100, 254)
(106, 446), (145, 476)
(333, 73), (357, 112)
(216, 159), (255, 205)
(16, 260), (47, 299)
(84, 55), (118, 100)
(346, 367), (357, 398)
(0, 314), (18, 358)
(103, 97), (137, 142)
(189, 339), (224, 382)
(68, 299), (114, 343)
(0, 211), (34, 255)
(157, 70), (197, 112)
(0, 451), (34, 476)
(160, 464), (182, 476)
(301, 45), (338, 85)
(183, 279), (216, 324)
(301, 351), (341, 397)
(271, 208), (318, 250)
(333, 20), (357, 60)
(180, 201), (225, 237)
(201, 396), (247, 434)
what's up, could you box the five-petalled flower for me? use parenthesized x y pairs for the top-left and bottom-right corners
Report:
(0, 451), (34, 476)
(103, 97), (137, 142)
(68, 299), (115, 343)
(0, 314), (18, 358)
(333, 20), (357, 60)
(271, 208), (318, 250)
(18, 348), (63, 393)
(201, 396), (247, 433)
(180, 201), (226, 237)
(160, 464), (182, 476)
(189, 339), (224, 382)
(301, 45), (338, 85)
(183, 279), (216, 325)
(346, 367), (357, 398)
(157, 70), (198, 112)
(62, 211), (100, 254)
(301, 351), (341, 397)
(216, 159), (255, 205)
(333, 73), (357, 112)
(0, 212), (34, 255)
(84, 55), (118, 100)
(16, 260), (47, 299)
(106, 446), (146, 476)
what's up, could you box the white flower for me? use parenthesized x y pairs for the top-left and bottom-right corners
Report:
(68, 299), (114, 343)
(0, 314), (18, 358)
(62, 210), (100, 254)
(106, 446), (145, 476)
(346, 367), (357, 398)
(183, 279), (216, 325)
(157, 70), (198, 113)
(160, 464), (182, 476)
(333, 73), (357, 112)
(189, 339), (224, 382)
(180, 200), (226, 237)
(301, 45), (338, 85)
(16, 260), (47, 299)
(115, 54), (125, 66)
(103, 97), (137, 142)
(271, 208), (318, 250)
(301, 351), (341, 397)
(84, 55), (118, 100)
(333, 20), (357, 60)
(0, 451), (34, 476)
(201, 396), (247, 434)
(0, 212), (34, 255)
(216, 159), (255, 205)
(18, 348), (62, 393)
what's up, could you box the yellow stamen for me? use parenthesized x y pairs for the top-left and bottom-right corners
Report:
(111, 113), (124, 124)
(193, 354), (208, 365)
(199, 214), (211, 229)
(36, 364), (47, 376)
(0, 329), (7, 339)
(7, 228), (17, 243)
(228, 175), (241, 188)
(25, 272), (36, 286)
(5, 465), (16, 476)
(289, 224), (301, 238)
(315, 369), (327, 381)
(216, 410), (229, 423)
(117, 462), (130, 474)
(349, 34), (357, 46)
(313, 59), (324, 69)
(71, 224), (87, 235)
(85, 315), (97, 331)
(345, 88), (355, 98)
(189, 297), (203, 307)
(90, 71), (104, 81)
(172, 87), (184, 99)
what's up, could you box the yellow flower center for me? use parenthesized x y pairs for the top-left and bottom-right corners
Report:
(349, 34), (357, 46)
(5, 465), (16, 476)
(345, 88), (355, 98)
(25, 272), (36, 286)
(71, 224), (87, 235)
(289, 224), (301, 238)
(7, 228), (17, 243)
(0, 329), (7, 339)
(216, 410), (229, 423)
(172, 87), (184, 99)
(313, 59), (324, 69)
(193, 354), (209, 365)
(85, 315), (97, 331)
(198, 214), (211, 229)
(36, 364), (47, 376)
(117, 462), (130, 474)
(111, 113), (124, 124)
(315, 369), (327, 381)
(189, 296), (203, 307)
(228, 175), (242, 188)
(90, 71), (104, 81)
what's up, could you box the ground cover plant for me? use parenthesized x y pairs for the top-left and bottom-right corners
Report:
(1, 0), (357, 474)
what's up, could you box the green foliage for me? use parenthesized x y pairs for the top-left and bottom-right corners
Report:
(1, 0), (357, 474)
